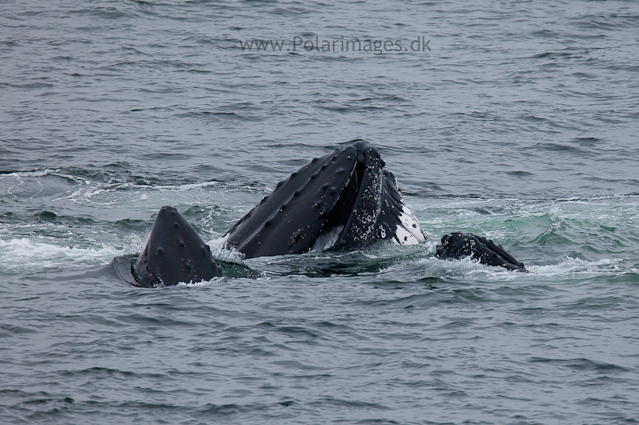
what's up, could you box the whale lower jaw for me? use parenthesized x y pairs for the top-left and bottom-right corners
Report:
(392, 207), (426, 245)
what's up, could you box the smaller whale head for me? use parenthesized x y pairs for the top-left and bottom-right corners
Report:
(133, 206), (221, 287)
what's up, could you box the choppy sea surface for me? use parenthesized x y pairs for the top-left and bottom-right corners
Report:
(2, 0), (639, 423)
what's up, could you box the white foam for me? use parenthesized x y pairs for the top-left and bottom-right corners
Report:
(417, 256), (520, 280)
(177, 276), (225, 287)
(418, 254), (626, 281)
(149, 181), (222, 192)
(122, 233), (145, 256)
(0, 238), (120, 273)
(527, 257), (624, 276)
(207, 236), (246, 263)
(0, 169), (59, 178)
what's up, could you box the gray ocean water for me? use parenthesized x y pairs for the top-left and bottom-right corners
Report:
(2, 0), (639, 423)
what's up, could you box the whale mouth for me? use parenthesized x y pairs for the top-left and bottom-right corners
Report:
(314, 157), (366, 246)
(315, 142), (425, 249)
(224, 140), (425, 258)
(316, 152), (424, 249)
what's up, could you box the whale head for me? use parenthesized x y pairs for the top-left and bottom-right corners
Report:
(224, 140), (426, 258)
(133, 206), (222, 287)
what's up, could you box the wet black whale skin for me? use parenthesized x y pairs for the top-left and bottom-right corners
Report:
(133, 206), (222, 287)
(436, 232), (527, 272)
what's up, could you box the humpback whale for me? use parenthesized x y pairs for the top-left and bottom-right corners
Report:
(128, 140), (525, 287)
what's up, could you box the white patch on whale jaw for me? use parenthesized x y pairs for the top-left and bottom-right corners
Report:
(393, 204), (426, 245)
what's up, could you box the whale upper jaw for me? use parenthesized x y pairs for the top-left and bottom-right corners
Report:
(224, 140), (426, 259)
(133, 206), (222, 287)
